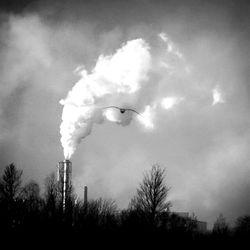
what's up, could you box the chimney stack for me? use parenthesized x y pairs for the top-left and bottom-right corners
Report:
(57, 160), (72, 213)
(84, 185), (88, 205)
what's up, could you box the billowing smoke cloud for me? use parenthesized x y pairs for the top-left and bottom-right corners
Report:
(60, 39), (151, 159)
(60, 31), (226, 160)
(60, 30), (227, 160)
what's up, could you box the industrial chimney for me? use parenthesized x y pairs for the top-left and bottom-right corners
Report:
(57, 160), (72, 213)
(84, 185), (88, 205)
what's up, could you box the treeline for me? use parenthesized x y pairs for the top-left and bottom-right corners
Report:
(0, 163), (249, 244)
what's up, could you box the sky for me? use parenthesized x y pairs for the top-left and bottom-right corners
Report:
(0, 0), (249, 228)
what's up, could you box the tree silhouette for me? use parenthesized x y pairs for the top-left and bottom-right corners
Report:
(0, 163), (23, 229)
(20, 180), (42, 229)
(235, 215), (250, 237)
(129, 164), (171, 227)
(44, 172), (60, 221)
(73, 198), (117, 232)
(0, 163), (23, 202)
(213, 213), (229, 236)
(21, 180), (41, 212)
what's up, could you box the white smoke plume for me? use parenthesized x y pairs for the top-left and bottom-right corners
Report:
(60, 39), (152, 159)
(161, 97), (184, 110)
(212, 85), (225, 105)
(60, 33), (221, 159)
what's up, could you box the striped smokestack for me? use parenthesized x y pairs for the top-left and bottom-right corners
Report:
(57, 160), (72, 213)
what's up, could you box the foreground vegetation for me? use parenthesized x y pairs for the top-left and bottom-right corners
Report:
(0, 163), (249, 245)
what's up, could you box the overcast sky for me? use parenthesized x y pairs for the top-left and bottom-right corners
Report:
(0, 0), (249, 228)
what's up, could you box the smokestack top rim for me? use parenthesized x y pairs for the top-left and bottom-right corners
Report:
(58, 159), (72, 164)
(63, 159), (71, 163)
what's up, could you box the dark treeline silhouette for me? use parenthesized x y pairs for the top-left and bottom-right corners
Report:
(0, 163), (250, 245)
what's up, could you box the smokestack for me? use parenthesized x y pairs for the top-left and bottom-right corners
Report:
(84, 185), (88, 205)
(57, 160), (72, 213)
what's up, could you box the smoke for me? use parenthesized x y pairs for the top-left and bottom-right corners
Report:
(60, 33), (202, 159)
(60, 39), (151, 159)
(212, 85), (225, 105)
(60, 27), (229, 160)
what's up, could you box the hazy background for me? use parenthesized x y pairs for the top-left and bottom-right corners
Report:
(0, 0), (249, 228)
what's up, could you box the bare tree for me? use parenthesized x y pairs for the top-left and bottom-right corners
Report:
(0, 163), (23, 203)
(73, 198), (117, 231)
(44, 172), (59, 216)
(22, 181), (40, 199)
(234, 215), (250, 237)
(130, 164), (171, 227)
(98, 198), (118, 229)
(213, 213), (229, 235)
(0, 163), (23, 229)
(21, 180), (41, 212)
